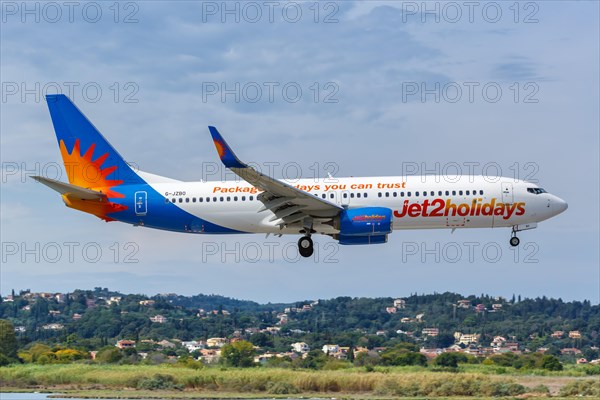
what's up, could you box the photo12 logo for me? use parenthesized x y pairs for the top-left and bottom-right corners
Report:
(1, 1), (140, 24)
(401, 241), (539, 264)
(400, 1), (540, 24)
(1, 241), (140, 264)
(200, 1), (340, 24)
(2, 82), (140, 104)
(200, 241), (339, 263)
(201, 81), (340, 104)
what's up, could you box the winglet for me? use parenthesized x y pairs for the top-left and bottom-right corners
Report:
(208, 126), (247, 169)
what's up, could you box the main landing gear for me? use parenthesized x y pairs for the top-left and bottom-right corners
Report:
(298, 235), (314, 258)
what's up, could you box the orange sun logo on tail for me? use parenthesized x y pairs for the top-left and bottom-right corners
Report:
(59, 139), (125, 198)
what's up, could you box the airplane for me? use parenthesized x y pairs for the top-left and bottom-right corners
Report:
(34, 94), (568, 257)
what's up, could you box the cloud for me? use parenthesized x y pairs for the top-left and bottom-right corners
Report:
(1, 1), (598, 303)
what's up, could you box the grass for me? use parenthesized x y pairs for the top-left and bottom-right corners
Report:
(0, 364), (598, 398)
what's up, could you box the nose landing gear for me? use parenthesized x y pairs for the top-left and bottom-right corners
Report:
(509, 227), (520, 247)
(298, 236), (314, 258)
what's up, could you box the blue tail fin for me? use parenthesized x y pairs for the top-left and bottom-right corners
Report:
(46, 94), (144, 191)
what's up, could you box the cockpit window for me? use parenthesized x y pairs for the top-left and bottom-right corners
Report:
(527, 187), (547, 194)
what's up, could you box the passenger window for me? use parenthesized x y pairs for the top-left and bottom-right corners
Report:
(364, 193), (368, 198)
(393, 192), (397, 197)
(459, 191), (463, 196)
(401, 192), (404, 197)
(171, 198), (175, 203)
(213, 197), (217, 202)
(430, 191), (434, 196)
(445, 191), (449, 196)
(322, 194), (326, 199)
(234, 196), (238, 201)
(452, 191), (456, 196)
(199, 197), (203, 202)
(330, 193), (334, 199)
(466, 190), (470, 195)
(378, 193), (382, 198)
(343, 193), (347, 198)
(385, 192), (389, 197)
(438, 191), (442, 196)
(415, 192), (419, 197)
(350, 193), (355, 198)
(178, 198), (183, 203)
(192, 198), (196, 202)
(408, 192), (411, 197)
(227, 196), (231, 201)
(220, 197), (224, 202)
(249, 196), (254, 201)
(241, 196), (246, 201)
(480, 190), (484, 195)
(357, 193), (361, 198)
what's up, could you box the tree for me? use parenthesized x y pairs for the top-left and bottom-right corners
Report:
(539, 355), (563, 371)
(434, 352), (465, 368)
(95, 347), (123, 363)
(221, 340), (256, 368)
(0, 320), (18, 362)
(380, 343), (426, 367)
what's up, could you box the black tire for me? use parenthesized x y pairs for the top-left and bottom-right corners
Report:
(298, 236), (314, 258)
(509, 236), (520, 247)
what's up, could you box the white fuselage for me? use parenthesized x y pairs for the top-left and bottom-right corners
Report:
(138, 175), (567, 235)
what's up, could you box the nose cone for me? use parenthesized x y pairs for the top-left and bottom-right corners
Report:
(554, 197), (568, 215)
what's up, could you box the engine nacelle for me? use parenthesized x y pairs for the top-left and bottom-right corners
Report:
(336, 207), (393, 236)
(338, 234), (388, 245)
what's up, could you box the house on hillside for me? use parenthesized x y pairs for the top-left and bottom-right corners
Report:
(568, 331), (582, 339)
(322, 344), (340, 354)
(291, 342), (310, 353)
(150, 315), (167, 323)
(422, 328), (439, 337)
(116, 340), (136, 349)
(393, 299), (406, 309)
(206, 337), (227, 348)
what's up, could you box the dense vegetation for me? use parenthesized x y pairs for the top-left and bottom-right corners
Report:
(3, 363), (598, 396)
(1, 288), (598, 367)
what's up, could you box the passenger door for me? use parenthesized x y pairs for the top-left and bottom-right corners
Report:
(501, 182), (514, 204)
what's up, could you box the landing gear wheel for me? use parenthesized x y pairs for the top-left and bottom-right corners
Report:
(298, 236), (314, 258)
(509, 236), (520, 247)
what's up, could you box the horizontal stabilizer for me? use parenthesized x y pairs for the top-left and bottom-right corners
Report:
(31, 176), (106, 200)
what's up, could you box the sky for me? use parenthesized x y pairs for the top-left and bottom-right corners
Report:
(1, 1), (598, 304)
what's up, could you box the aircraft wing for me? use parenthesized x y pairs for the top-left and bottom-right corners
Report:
(31, 176), (107, 200)
(209, 127), (343, 228)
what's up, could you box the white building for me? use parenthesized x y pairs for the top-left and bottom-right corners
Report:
(322, 344), (340, 354)
(150, 315), (167, 323)
(291, 342), (310, 353)
(181, 340), (205, 352)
